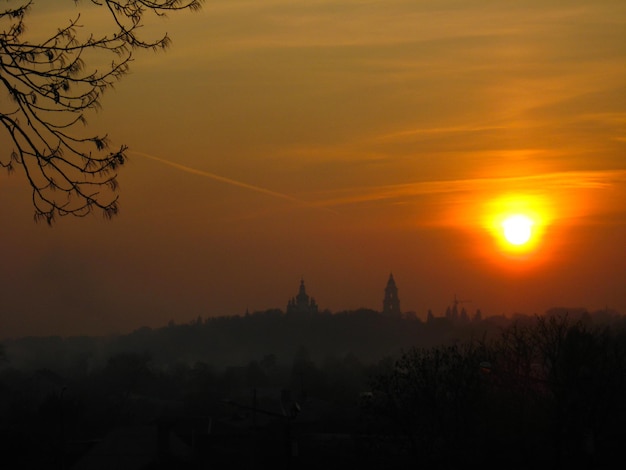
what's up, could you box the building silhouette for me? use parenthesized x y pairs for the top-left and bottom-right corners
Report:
(382, 273), (401, 316)
(446, 294), (471, 323)
(287, 278), (318, 315)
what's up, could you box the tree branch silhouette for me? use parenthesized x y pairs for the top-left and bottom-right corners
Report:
(0, 0), (203, 223)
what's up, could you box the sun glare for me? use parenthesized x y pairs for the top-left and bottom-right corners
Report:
(502, 214), (533, 246)
(483, 194), (551, 258)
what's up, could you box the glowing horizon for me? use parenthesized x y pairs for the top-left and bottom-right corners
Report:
(0, 0), (623, 338)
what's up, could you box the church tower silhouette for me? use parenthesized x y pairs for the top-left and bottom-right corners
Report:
(286, 278), (318, 315)
(382, 273), (401, 316)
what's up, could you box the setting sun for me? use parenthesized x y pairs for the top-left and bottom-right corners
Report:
(482, 193), (553, 260)
(502, 215), (534, 246)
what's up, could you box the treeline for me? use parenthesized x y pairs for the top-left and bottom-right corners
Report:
(366, 314), (626, 469)
(0, 331), (391, 467)
(0, 343), (381, 467)
(2, 308), (476, 373)
(3, 307), (622, 374)
(0, 310), (624, 468)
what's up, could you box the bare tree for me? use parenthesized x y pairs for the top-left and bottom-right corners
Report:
(0, 0), (203, 223)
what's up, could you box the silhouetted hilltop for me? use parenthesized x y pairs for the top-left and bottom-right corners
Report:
(3, 307), (622, 374)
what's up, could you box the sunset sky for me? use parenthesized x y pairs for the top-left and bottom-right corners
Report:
(1, 0), (625, 338)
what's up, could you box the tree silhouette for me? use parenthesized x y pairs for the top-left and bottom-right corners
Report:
(368, 314), (626, 469)
(0, 0), (203, 223)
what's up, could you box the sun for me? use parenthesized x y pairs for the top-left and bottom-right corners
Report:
(482, 193), (551, 258)
(502, 214), (534, 246)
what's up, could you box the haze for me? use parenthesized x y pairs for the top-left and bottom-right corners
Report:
(1, 0), (624, 338)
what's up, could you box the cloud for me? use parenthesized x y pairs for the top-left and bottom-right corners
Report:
(374, 124), (509, 143)
(312, 169), (626, 209)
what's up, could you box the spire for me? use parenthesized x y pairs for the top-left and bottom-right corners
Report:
(287, 278), (318, 316)
(383, 273), (401, 316)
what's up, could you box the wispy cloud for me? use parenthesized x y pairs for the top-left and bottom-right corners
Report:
(312, 169), (626, 209)
(374, 124), (509, 142)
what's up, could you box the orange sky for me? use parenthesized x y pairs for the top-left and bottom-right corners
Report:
(1, 0), (625, 338)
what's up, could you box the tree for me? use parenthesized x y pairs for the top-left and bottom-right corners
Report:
(368, 315), (626, 469)
(368, 343), (490, 468)
(0, 0), (203, 223)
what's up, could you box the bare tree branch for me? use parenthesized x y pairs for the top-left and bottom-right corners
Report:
(1, 0), (204, 223)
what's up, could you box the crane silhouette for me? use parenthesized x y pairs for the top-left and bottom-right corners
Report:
(447, 294), (472, 321)
(453, 294), (472, 310)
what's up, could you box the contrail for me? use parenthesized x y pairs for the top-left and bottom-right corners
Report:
(129, 150), (338, 213)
